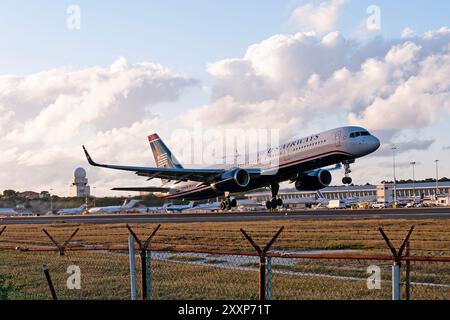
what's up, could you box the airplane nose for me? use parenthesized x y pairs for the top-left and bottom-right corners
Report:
(371, 136), (381, 151)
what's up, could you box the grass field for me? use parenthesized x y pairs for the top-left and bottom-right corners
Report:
(1, 217), (449, 255)
(0, 217), (449, 300)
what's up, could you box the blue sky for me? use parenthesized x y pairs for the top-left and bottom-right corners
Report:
(2, 0), (449, 75)
(0, 0), (449, 194)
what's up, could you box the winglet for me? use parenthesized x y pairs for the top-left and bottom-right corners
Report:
(82, 145), (98, 166)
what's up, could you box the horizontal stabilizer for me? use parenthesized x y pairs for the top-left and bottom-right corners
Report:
(112, 187), (171, 193)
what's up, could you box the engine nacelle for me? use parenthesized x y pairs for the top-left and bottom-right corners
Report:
(295, 170), (332, 191)
(211, 168), (251, 192)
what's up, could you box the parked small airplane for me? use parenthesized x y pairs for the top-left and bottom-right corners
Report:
(183, 201), (222, 212)
(0, 208), (18, 217)
(57, 204), (87, 215)
(83, 126), (380, 211)
(137, 205), (167, 213)
(165, 202), (195, 212)
(88, 200), (142, 214)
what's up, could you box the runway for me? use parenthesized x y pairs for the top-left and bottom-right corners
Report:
(1, 208), (450, 225)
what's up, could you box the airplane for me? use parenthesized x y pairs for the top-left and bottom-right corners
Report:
(57, 204), (87, 215)
(137, 201), (195, 213)
(137, 205), (167, 213)
(0, 208), (18, 217)
(165, 202), (195, 212)
(88, 199), (142, 214)
(183, 201), (225, 212)
(281, 191), (330, 209)
(83, 126), (380, 211)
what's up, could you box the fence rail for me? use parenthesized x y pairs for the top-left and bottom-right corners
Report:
(2, 243), (450, 262)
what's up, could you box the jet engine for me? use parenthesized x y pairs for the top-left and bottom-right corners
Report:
(211, 168), (251, 192)
(295, 170), (332, 191)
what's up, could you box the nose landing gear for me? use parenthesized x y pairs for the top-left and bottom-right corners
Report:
(266, 182), (283, 210)
(342, 160), (354, 185)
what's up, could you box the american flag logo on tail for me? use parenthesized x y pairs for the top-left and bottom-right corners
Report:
(157, 153), (170, 168)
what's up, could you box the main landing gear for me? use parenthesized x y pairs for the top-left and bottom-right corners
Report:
(266, 182), (283, 210)
(342, 160), (354, 185)
(220, 193), (237, 211)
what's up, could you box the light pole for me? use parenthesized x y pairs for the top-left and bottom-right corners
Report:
(410, 162), (416, 200)
(50, 188), (54, 213)
(392, 146), (397, 206)
(93, 186), (96, 207)
(435, 160), (440, 197)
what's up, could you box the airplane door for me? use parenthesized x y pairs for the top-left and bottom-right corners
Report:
(335, 131), (342, 147)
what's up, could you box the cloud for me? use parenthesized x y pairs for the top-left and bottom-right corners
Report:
(373, 139), (435, 157)
(289, 0), (348, 34)
(377, 160), (421, 169)
(401, 27), (415, 39)
(185, 28), (450, 148)
(3, 21), (450, 194)
(0, 58), (199, 194)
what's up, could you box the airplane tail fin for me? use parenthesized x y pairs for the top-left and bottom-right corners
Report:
(148, 134), (183, 169)
(124, 200), (141, 208)
(148, 134), (183, 184)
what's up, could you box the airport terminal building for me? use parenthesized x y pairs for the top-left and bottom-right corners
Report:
(246, 181), (450, 204)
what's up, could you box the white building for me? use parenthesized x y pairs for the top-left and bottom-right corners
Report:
(437, 195), (450, 207)
(246, 182), (450, 203)
(376, 184), (393, 203)
(69, 167), (91, 197)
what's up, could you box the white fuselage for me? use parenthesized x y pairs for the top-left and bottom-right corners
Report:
(155, 126), (380, 200)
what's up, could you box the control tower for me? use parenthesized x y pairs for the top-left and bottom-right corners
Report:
(69, 167), (91, 197)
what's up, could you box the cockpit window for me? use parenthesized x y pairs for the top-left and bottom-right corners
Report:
(350, 131), (370, 138)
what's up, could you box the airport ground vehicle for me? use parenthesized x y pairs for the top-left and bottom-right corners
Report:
(327, 200), (346, 209)
(370, 202), (388, 209)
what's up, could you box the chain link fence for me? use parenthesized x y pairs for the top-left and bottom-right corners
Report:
(0, 225), (449, 300)
(0, 247), (448, 300)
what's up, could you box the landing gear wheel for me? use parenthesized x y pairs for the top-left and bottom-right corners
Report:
(267, 182), (282, 211)
(271, 198), (278, 209)
(221, 195), (236, 211)
(342, 161), (354, 185)
(342, 177), (352, 185)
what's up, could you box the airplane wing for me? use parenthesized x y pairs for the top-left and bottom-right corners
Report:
(83, 146), (261, 183)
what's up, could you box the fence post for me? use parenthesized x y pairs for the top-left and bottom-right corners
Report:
(0, 226), (6, 237)
(42, 228), (80, 256)
(42, 264), (58, 300)
(128, 236), (138, 301)
(392, 262), (402, 300)
(146, 250), (152, 300)
(241, 227), (284, 301)
(267, 256), (273, 300)
(405, 241), (411, 300)
(379, 226), (414, 301)
(126, 224), (161, 300)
